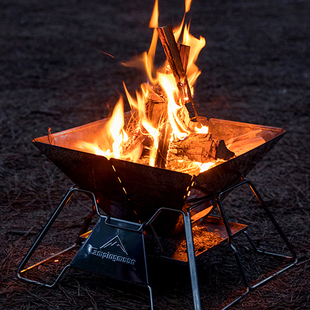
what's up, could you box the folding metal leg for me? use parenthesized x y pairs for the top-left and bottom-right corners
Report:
(70, 215), (154, 309)
(214, 177), (298, 309)
(246, 179), (297, 259)
(18, 178), (297, 310)
(17, 185), (98, 287)
(18, 186), (154, 309)
(146, 208), (202, 310)
(183, 211), (202, 310)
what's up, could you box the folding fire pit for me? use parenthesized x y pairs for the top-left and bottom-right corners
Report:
(17, 3), (297, 308)
(18, 116), (297, 310)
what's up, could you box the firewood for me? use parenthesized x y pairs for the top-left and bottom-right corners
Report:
(170, 133), (235, 162)
(227, 136), (265, 156)
(157, 25), (198, 122)
(122, 123), (145, 159)
(216, 140), (235, 160)
(147, 86), (168, 128)
(179, 44), (190, 72)
(155, 122), (173, 168)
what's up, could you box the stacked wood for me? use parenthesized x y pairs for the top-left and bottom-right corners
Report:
(121, 25), (235, 170)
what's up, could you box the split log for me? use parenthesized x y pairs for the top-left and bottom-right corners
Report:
(147, 85), (168, 128)
(179, 44), (190, 72)
(157, 25), (198, 122)
(155, 122), (173, 168)
(146, 86), (172, 168)
(227, 136), (265, 156)
(171, 133), (235, 162)
(146, 41), (193, 168)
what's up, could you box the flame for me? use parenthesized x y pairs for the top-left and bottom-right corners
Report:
(122, 0), (159, 85)
(109, 97), (125, 158)
(195, 125), (209, 134)
(75, 97), (126, 160)
(185, 0), (193, 13)
(181, 24), (206, 94)
(76, 0), (216, 175)
(158, 73), (189, 140)
(123, 82), (147, 120)
(149, 0), (158, 28)
(199, 162), (215, 173)
(142, 121), (159, 166)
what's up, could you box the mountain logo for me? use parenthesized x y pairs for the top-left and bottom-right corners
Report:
(100, 235), (128, 255)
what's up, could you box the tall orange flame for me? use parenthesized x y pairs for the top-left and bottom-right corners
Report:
(77, 0), (214, 174)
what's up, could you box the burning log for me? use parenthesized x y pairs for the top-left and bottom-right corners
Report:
(170, 133), (235, 163)
(155, 122), (173, 168)
(157, 25), (198, 123)
(147, 85), (168, 128)
(146, 35), (196, 168)
(121, 30), (235, 169)
(179, 44), (190, 72)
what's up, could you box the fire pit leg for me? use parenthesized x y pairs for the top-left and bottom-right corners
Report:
(212, 177), (297, 309)
(183, 211), (202, 310)
(18, 186), (155, 309)
(17, 185), (98, 287)
(246, 179), (297, 259)
(216, 196), (251, 290)
(146, 207), (202, 310)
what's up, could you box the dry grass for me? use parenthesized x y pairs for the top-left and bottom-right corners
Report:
(1, 0), (310, 309)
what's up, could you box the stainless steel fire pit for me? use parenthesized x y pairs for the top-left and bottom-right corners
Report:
(31, 117), (285, 228)
(18, 116), (297, 310)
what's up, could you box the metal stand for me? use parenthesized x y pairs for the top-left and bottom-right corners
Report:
(215, 177), (298, 309)
(18, 177), (297, 310)
(148, 176), (297, 310)
(17, 185), (154, 309)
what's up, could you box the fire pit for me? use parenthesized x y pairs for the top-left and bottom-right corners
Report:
(17, 1), (297, 309)
(31, 116), (285, 233)
(18, 115), (297, 310)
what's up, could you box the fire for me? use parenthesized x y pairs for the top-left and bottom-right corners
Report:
(181, 24), (206, 95)
(75, 97), (127, 160)
(142, 121), (159, 166)
(76, 0), (216, 175)
(158, 73), (189, 140)
(109, 97), (126, 158)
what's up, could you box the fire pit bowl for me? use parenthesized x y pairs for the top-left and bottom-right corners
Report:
(33, 116), (285, 232)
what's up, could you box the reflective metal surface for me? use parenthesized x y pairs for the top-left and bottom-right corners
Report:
(33, 117), (285, 230)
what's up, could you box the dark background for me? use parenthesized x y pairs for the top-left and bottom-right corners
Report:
(1, 0), (309, 309)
